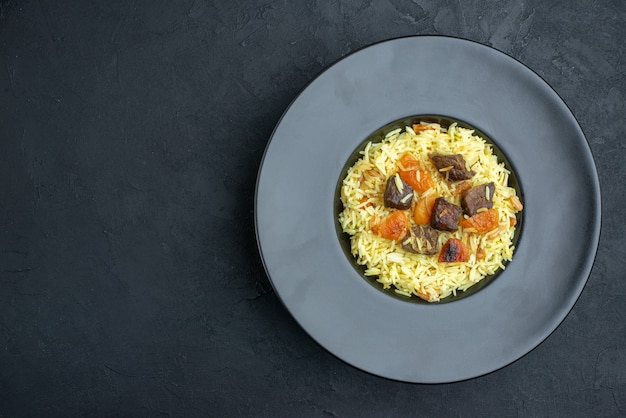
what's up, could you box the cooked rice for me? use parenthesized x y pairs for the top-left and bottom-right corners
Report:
(338, 122), (522, 302)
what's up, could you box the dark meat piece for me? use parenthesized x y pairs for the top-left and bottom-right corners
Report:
(401, 225), (439, 255)
(431, 197), (462, 231)
(384, 174), (414, 209)
(461, 182), (495, 216)
(428, 153), (475, 182)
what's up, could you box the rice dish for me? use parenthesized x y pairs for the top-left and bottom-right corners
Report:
(338, 122), (523, 302)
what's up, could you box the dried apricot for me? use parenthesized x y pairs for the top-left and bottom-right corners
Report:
(398, 153), (434, 193)
(412, 123), (436, 133)
(416, 287), (439, 301)
(359, 196), (372, 208)
(413, 195), (437, 225)
(452, 180), (473, 196)
(438, 238), (470, 262)
(510, 195), (524, 211)
(460, 208), (499, 234)
(371, 210), (408, 241)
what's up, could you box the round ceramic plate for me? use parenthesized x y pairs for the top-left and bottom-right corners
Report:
(255, 36), (601, 383)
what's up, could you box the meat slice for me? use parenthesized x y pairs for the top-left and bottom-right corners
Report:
(384, 174), (414, 209)
(461, 182), (495, 216)
(401, 225), (439, 255)
(428, 153), (475, 182)
(430, 197), (462, 231)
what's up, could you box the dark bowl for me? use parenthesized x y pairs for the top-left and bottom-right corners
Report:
(333, 115), (524, 304)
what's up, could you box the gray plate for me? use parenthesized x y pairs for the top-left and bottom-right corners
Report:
(255, 36), (601, 383)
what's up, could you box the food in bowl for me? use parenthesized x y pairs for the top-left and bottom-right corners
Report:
(338, 122), (523, 302)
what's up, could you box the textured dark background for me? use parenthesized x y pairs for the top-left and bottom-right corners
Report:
(1, 0), (624, 416)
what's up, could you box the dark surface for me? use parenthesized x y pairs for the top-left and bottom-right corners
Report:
(256, 36), (599, 383)
(0, 0), (623, 415)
